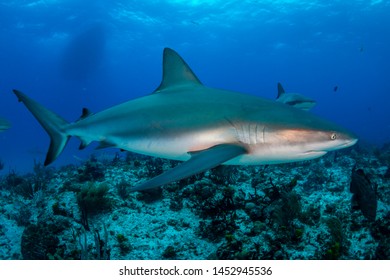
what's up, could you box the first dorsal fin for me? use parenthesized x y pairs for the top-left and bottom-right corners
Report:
(277, 82), (285, 98)
(154, 48), (202, 92)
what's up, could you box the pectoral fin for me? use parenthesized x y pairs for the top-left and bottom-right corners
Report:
(131, 144), (246, 192)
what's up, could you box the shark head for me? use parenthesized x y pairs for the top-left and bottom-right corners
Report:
(242, 105), (358, 164)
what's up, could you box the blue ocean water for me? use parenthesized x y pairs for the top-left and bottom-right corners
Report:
(0, 0), (389, 172)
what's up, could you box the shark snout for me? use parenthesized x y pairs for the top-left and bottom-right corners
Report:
(343, 137), (358, 148)
(333, 131), (358, 150)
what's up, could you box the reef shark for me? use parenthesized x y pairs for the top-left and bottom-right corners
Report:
(0, 118), (10, 132)
(276, 82), (316, 110)
(13, 48), (357, 191)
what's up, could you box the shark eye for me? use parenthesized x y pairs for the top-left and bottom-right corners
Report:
(330, 133), (337, 140)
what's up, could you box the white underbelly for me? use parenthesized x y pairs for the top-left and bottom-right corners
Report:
(121, 129), (234, 161)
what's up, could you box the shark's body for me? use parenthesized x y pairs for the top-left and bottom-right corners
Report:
(14, 48), (357, 191)
(0, 118), (10, 132)
(276, 82), (316, 110)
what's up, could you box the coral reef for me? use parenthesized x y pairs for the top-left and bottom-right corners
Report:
(0, 142), (389, 260)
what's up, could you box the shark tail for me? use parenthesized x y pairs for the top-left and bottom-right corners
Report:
(13, 90), (70, 166)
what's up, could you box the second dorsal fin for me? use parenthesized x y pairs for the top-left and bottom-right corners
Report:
(79, 108), (93, 120)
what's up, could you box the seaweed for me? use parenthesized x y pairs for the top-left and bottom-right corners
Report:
(52, 201), (70, 217)
(370, 212), (390, 259)
(323, 216), (349, 260)
(2, 170), (25, 190)
(13, 178), (46, 199)
(21, 218), (69, 260)
(116, 233), (132, 256)
(215, 235), (243, 260)
(186, 183), (238, 240)
(115, 180), (131, 200)
(162, 245), (177, 259)
(350, 168), (377, 221)
(76, 182), (111, 230)
(74, 224), (110, 260)
(384, 167), (390, 179)
(77, 155), (105, 182)
(208, 165), (238, 185)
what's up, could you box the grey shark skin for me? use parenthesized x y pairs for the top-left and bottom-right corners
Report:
(13, 48), (357, 191)
(276, 82), (316, 110)
(0, 118), (10, 132)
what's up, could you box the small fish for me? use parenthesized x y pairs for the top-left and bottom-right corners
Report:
(333, 86), (338, 92)
(350, 168), (377, 221)
(0, 118), (10, 132)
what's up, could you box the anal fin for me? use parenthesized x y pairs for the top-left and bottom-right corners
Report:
(131, 144), (246, 192)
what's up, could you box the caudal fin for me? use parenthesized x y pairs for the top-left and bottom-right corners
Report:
(13, 90), (70, 166)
